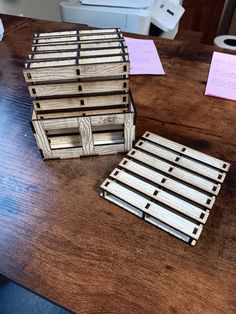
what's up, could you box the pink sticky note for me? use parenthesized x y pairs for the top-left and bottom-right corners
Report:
(205, 51), (236, 102)
(124, 37), (165, 75)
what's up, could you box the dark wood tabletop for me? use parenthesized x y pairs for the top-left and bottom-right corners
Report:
(0, 14), (235, 314)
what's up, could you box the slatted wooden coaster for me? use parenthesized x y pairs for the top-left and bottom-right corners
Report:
(23, 28), (136, 159)
(100, 131), (230, 245)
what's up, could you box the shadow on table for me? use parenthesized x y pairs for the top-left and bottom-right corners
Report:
(0, 275), (72, 314)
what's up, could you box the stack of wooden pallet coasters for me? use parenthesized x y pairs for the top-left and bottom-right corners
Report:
(23, 28), (135, 159)
(101, 131), (230, 245)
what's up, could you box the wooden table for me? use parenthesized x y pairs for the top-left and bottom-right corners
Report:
(0, 14), (235, 314)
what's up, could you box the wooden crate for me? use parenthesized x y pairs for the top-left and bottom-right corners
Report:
(30, 94), (135, 159)
(23, 28), (136, 159)
(101, 131), (230, 245)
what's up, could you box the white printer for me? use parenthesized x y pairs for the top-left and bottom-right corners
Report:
(60, 0), (184, 39)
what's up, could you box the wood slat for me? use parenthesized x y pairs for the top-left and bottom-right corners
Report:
(33, 43), (79, 52)
(35, 28), (120, 38)
(23, 62), (129, 82)
(32, 41), (124, 52)
(28, 79), (129, 97)
(52, 146), (83, 159)
(27, 55), (128, 69)
(136, 140), (226, 183)
(79, 29), (120, 35)
(32, 38), (125, 49)
(36, 30), (77, 37)
(33, 94), (129, 111)
(34, 34), (122, 45)
(35, 107), (127, 119)
(143, 132), (230, 172)
(94, 143), (125, 155)
(29, 48), (128, 60)
(51, 143), (125, 159)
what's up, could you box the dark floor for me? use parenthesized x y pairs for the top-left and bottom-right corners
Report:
(0, 278), (71, 314)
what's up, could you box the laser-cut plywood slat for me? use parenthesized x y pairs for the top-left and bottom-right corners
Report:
(23, 28), (135, 159)
(28, 79), (129, 98)
(32, 41), (125, 52)
(100, 131), (230, 245)
(33, 94), (129, 112)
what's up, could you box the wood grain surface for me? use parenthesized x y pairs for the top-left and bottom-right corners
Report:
(0, 14), (235, 314)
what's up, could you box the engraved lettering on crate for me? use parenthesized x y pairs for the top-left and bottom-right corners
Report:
(124, 113), (134, 151)
(90, 113), (125, 126)
(78, 117), (95, 156)
(32, 120), (53, 159)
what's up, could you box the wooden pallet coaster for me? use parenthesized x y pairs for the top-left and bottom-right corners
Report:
(23, 28), (135, 159)
(100, 131), (230, 246)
